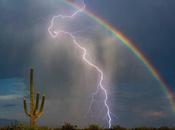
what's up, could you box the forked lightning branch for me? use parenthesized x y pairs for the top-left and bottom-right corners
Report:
(48, 0), (112, 128)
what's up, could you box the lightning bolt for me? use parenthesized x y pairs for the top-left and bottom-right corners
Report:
(48, 0), (112, 128)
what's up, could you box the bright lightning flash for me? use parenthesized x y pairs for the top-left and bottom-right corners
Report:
(48, 0), (112, 128)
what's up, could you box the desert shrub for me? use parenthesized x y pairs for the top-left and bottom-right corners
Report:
(112, 125), (127, 130)
(87, 124), (101, 130)
(62, 122), (77, 130)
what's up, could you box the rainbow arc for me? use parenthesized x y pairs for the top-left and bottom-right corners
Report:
(63, 0), (175, 112)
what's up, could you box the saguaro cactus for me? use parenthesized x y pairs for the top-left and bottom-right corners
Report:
(23, 69), (45, 127)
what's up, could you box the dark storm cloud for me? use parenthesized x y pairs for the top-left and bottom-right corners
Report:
(0, 0), (175, 128)
(88, 0), (175, 92)
(0, 0), (106, 126)
(110, 82), (174, 127)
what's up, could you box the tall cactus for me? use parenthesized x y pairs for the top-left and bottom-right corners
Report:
(23, 69), (45, 127)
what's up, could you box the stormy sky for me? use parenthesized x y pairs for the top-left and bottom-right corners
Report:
(0, 0), (175, 128)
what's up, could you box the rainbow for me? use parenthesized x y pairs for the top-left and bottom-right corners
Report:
(62, 0), (175, 112)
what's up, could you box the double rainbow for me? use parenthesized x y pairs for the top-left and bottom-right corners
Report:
(63, 0), (175, 112)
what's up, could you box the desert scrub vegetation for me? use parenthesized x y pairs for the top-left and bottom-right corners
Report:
(0, 123), (175, 130)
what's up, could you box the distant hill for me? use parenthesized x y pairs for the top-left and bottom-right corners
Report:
(0, 119), (17, 127)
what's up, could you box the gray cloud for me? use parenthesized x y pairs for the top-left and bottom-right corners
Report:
(0, 0), (174, 128)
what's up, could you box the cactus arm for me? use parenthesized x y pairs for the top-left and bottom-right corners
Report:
(35, 95), (45, 118)
(23, 97), (30, 116)
(39, 95), (45, 113)
(34, 93), (40, 114)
